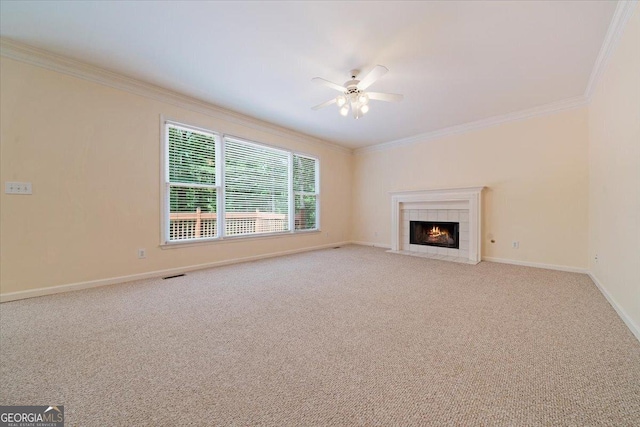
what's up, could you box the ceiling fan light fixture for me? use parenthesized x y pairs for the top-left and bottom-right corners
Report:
(312, 65), (402, 120)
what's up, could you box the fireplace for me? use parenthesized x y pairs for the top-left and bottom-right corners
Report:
(410, 221), (459, 249)
(389, 187), (483, 263)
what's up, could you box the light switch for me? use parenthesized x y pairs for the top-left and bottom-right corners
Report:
(5, 182), (32, 195)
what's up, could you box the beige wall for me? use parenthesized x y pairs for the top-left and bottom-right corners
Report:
(588, 7), (640, 333)
(1, 6), (637, 339)
(0, 57), (352, 295)
(352, 108), (590, 269)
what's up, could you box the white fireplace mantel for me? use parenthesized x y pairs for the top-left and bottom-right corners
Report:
(389, 187), (484, 263)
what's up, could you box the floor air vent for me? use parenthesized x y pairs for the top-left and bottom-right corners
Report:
(162, 273), (185, 280)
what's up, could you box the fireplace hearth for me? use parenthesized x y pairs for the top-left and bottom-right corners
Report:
(410, 221), (459, 249)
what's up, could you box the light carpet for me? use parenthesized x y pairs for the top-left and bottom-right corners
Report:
(1, 245), (639, 426)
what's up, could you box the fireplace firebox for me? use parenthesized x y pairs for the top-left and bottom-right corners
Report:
(410, 221), (459, 249)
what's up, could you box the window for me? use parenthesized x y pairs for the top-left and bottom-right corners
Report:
(224, 138), (290, 236)
(166, 123), (220, 241)
(163, 120), (319, 244)
(293, 154), (319, 230)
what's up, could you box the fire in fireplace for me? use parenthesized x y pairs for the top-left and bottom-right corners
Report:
(410, 221), (459, 249)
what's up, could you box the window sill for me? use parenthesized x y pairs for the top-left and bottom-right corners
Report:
(160, 229), (321, 250)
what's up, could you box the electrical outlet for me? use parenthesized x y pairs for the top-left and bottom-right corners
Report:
(5, 181), (32, 195)
(595, 254), (598, 263)
(374, 231), (378, 237)
(138, 248), (146, 259)
(512, 241), (519, 249)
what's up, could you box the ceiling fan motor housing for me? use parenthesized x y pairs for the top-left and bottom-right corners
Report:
(345, 80), (360, 92)
(345, 69), (361, 93)
(345, 85), (360, 95)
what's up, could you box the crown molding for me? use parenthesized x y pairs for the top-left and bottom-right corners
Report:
(2, 0), (636, 158)
(584, 0), (638, 102)
(354, 95), (588, 154)
(0, 38), (352, 155)
(354, 0), (636, 155)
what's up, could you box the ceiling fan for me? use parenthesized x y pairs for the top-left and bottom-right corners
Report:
(312, 65), (404, 119)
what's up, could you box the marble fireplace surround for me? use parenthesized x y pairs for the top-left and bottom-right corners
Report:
(388, 187), (484, 264)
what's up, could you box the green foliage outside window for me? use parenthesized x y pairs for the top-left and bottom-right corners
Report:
(168, 126), (217, 213)
(166, 123), (319, 237)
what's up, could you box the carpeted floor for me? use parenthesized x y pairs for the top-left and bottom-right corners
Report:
(1, 245), (639, 426)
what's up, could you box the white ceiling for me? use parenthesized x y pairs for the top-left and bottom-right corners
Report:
(0, 1), (617, 149)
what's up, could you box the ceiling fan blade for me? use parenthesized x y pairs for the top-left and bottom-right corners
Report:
(312, 77), (347, 92)
(356, 65), (388, 90)
(311, 98), (337, 110)
(367, 92), (404, 102)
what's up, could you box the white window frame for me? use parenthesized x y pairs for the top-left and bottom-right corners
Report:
(162, 120), (222, 245)
(160, 117), (320, 247)
(292, 152), (321, 232)
(222, 135), (292, 238)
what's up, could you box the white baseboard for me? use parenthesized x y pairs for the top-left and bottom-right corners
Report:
(3, 243), (638, 344)
(350, 241), (392, 249)
(0, 241), (350, 303)
(588, 272), (640, 342)
(482, 256), (587, 273)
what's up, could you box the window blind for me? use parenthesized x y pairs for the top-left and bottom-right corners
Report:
(164, 121), (320, 244)
(293, 154), (318, 230)
(224, 138), (290, 236)
(167, 124), (219, 241)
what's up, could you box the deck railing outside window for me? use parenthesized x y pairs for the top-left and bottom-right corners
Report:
(169, 208), (288, 240)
